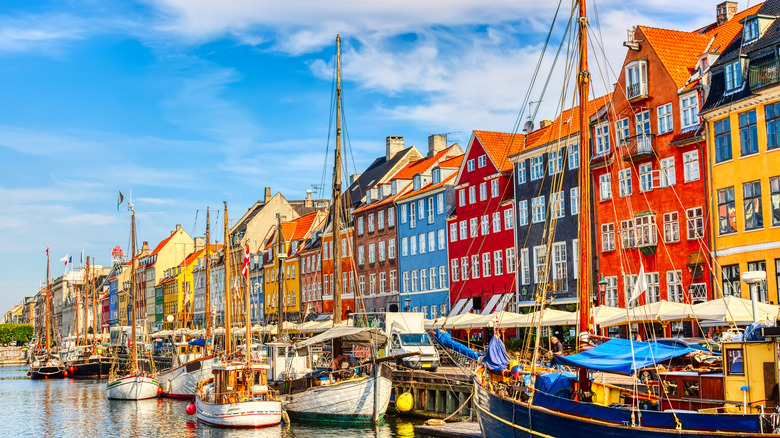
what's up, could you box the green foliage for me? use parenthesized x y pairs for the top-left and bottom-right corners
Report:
(0, 324), (34, 345)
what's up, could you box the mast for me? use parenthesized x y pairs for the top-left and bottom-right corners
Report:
(576, 0), (593, 399)
(84, 257), (90, 346)
(130, 207), (138, 372)
(244, 242), (252, 367)
(75, 279), (79, 346)
(91, 260), (98, 352)
(45, 249), (51, 355)
(276, 213), (285, 340)
(332, 34), (343, 325)
(223, 201), (232, 356)
(205, 208), (212, 347)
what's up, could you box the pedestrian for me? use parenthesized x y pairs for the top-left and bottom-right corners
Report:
(550, 336), (564, 356)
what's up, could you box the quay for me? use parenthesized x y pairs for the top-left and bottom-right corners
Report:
(414, 421), (481, 438)
(391, 367), (474, 421)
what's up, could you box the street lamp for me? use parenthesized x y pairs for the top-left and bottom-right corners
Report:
(597, 276), (608, 306)
(403, 296), (412, 312)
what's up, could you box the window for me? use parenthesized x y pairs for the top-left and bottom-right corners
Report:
(409, 236), (417, 255)
(479, 182), (487, 201)
(726, 349), (744, 376)
(429, 267), (436, 290)
(458, 190), (465, 207)
(625, 60), (647, 99)
(604, 276), (618, 307)
(438, 229), (445, 250)
(548, 150), (563, 175)
(357, 217), (364, 235)
(667, 270), (684, 303)
(467, 159), (475, 172)
(482, 253), (491, 278)
(766, 103), (780, 150)
(744, 18), (759, 42)
(551, 191), (565, 218)
(621, 220), (636, 248)
(532, 196), (546, 223)
(722, 264), (740, 297)
(471, 254), (480, 279)
(657, 103), (673, 134)
(552, 242), (567, 291)
(616, 118), (630, 143)
(459, 221), (467, 240)
(680, 94), (698, 128)
(401, 237), (408, 256)
(683, 150), (700, 182)
(358, 246), (365, 265)
(450, 259), (459, 282)
(368, 243), (376, 263)
(470, 218), (478, 237)
(718, 187), (737, 234)
(449, 223), (457, 242)
(595, 122), (610, 155)
(570, 187), (579, 215)
(714, 118), (732, 163)
(418, 234), (426, 254)
(748, 260), (768, 302)
(436, 194), (444, 214)
(517, 161), (526, 184)
(411, 270), (418, 292)
(639, 163), (653, 192)
(504, 208), (514, 230)
(388, 206), (395, 227)
(410, 202), (416, 228)
(369, 274), (376, 295)
(568, 144), (579, 169)
(771, 176), (780, 226)
(481, 215), (489, 235)
(530, 156), (544, 180)
(490, 179), (499, 198)
(663, 212), (679, 243)
(518, 200), (529, 226)
(494, 250), (504, 276)
(418, 199), (425, 220)
(635, 215), (657, 247)
(368, 213), (375, 233)
(533, 246), (546, 284)
(687, 207), (704, 240)
(378, 241), (386, 261)
(469, 186), (476, 204)
(478, 155), (487, 168)
(739, 110), (759, 157)
(602, 223), (615, 252)
(379, 272), (386, 293)
(428, 231), (435, 252)
(646, 272), (660, 303)
(725, 60), (743, 91)
(492, 212), (501, 232)
(659, 157), (675, 187)
(520, 248), (529, 284)
(624, 275), (638, 307)
(439, 266), (446, 289)
(420, 269), (427, 291)
(403, 271), (410, 292)
(389, 238), (396, 259)
(506, 248), (516, 274)
(378, 210), (385, 230)
(599, 174), (612, 201)
(427, 197), (434, 224)
(618, 168), (632, 197)
(743, 180), (763, 230)
(636, 110), (651, 136)
(461, 257), (469, 280)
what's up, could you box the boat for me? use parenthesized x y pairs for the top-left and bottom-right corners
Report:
(194, 202), (282, 428)
(158, 208), (218, 398)
(106, 201), (160, 400)
(29, 248), (66, 380)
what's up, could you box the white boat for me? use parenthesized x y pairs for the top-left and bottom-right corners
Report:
(106, 374), (159, 400)
(158, 355), (218, 398)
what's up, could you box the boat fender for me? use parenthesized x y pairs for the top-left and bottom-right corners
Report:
(185, 403), (196, 415)
(281, 410), (290, 425)
(397, 392), (414, 412)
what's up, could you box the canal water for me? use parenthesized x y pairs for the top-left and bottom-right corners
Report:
(0, 365), (437, 437)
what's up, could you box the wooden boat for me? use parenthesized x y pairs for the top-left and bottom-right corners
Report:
(68, 257), (114, 378)
(29, 248), (66, 380)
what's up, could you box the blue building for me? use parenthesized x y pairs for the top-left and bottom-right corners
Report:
(107, 261), (125, 327)
(249, 250), (265, 325)
(396, 158), (462, 319)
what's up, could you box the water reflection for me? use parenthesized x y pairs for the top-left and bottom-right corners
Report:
(2, 366), (435, 438)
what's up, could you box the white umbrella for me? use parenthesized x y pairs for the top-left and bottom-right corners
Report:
(689, 296), (779, 323)
(592, 305), (625, 325)
(600, 301), (693, 327)
(444, 313), (485, 330)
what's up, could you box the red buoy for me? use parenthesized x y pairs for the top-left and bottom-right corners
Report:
(63, 371), (68, 377)
(185, 403), (196, 415)
(26, 372), (30, 376)
(69, 366), (75, 373)
(157, 387), (163, 394)
(44, 376), (48, 379)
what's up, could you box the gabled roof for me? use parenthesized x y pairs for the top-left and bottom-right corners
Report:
(439, 155), (464, 168)
(396, 172), (457, 202)
(525, 94), (612, 150)
(351, 181), (412, 215)
(640, 26), (711, 89)
(346, 146), (422, 208)
(472, 131), (526, 173)
(262, 211), (326, 251)
(698, 4), (764, 52)
(391, 145), (460, 179)
(180, 244), (220, 267)
(150, 231), (177, 257)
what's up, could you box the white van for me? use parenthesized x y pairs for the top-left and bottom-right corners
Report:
(384, 313), (440, 371)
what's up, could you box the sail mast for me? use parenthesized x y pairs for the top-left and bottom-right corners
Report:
(91, 260), (98, 352)
(245, 242), (252, 367)
(84, 257), (90, 346)
(223, 202), (232, 356)
(276, 213), (284, 340)
(577, 0), (593, 399)
(205, 208), (212, 347)
(45, 249), (51, 355)
(332, 34), (343, 325)
(75, 278), (79, 346)
(130, 207), (138, 372)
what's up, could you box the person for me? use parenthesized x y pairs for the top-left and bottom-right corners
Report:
(331, 353), (350, 371)
(550, 336), (564, 356)
(634, 333), (642, 342)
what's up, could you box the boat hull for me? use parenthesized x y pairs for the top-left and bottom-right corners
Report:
(281, 369), (392, 423)
(29, 364), (66, 380)
(158, 356), (217, 398)
(195, 396), (282, 428)
(68, 356), (114, 379)
(106, 375), (160, 400)
(474, 377), (770, 438)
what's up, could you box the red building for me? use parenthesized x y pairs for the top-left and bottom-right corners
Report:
(298, 234), (323, 317)
(321, 226), (355, 320)
(447, 131), (524, 319)
(591, 7), (753, 336)
(101, 292), (110, 333)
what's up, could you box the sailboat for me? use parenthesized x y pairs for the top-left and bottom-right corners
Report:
(268, 35), (393, 424)
(106, 203), (160, 399)
(158, 207), (218, 398)
(472, 1), (780, 437)
(194, 202), (282, 428)
(29, 248), (66, 380)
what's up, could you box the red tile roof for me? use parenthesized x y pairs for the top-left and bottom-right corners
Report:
(439, 155), (463, 168)
(472, 131), (525, 172)
(526, 94), (612, 148)
(392, 145), (460, 179)
(397, 172), (457, 201)
(180, 244), (220, 267)
(699, 4), (763, 52)
(150, 231), (178, 256)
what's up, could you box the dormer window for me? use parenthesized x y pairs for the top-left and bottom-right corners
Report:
(432, 168), (441, 184)
(413, 175), (421, 191)
(625, 60), (648, 101)
(391, 180), (397, 195)
(725, 60), (743, 91)
(744, 19), (759, 43)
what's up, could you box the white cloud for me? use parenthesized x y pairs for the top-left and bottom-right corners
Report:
(54, 213), (118, 226)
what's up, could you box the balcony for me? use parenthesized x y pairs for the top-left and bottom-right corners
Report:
(626, 81), (648, 102)
(621, 134), (655, 162)
(749, 57), (780, 91)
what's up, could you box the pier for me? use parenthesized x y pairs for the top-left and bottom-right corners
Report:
(391, 367), (474, 421)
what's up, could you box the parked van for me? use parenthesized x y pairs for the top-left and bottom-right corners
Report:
(353, 312), (440, 371)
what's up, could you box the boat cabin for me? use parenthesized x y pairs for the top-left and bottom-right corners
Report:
(655, 371), (725, 411)
(205, 363), (271, 404)
(721, 339), (778, 413)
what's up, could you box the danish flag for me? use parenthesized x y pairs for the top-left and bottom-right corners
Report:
(242, 244), (251, 279)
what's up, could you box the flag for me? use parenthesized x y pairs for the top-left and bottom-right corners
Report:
(45, 247), (49, 256)
(242, 244), (251, 279)
(117, 191), (125, 211)
(81, 250), (84, 266)
(629, 262), (648, 303)
(69, 256), (72, 265)
(60, 254), (69, 265)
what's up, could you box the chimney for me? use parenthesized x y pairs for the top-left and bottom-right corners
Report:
(175, 224), (182, 233)
(350, 174), (361, 184)
(716, 1), (737, 25)
(540, 120), (553, 128)
(428, 134), (447, 157)
(141, 241), (149, 256)
(386, 136), (404, 160)
(264, 187), (272, 203)
(194, 237), (204, 252)
(305, 190), (313, 208)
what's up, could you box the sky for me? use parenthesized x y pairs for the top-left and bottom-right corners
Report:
(0, 0), (726, 312)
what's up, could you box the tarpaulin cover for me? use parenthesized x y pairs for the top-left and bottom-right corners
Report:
(535, 371), (576, 398)
(188, 338), (206, 347)
(554, 338), (693, 375)
(433, 330), (482, 361)
(483, 335), (509, 373)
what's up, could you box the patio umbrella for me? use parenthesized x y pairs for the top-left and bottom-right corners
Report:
(599, 301), (693, 327)
(689, 296), (779, 323)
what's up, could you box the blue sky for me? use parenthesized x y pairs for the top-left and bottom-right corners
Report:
(0, 0), (720, 311)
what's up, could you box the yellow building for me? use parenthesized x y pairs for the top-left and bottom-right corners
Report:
(701, 10), (780, 303)
(172, 245), (217, 329)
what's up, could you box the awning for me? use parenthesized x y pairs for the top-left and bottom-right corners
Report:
(554, 338), (694, 375)
(481, 294), (503, 315)
(449, 298), (467, 317)
(460, 299), (474, 315)
(295, 326), (388, 349)
(495, 293), (512, 313)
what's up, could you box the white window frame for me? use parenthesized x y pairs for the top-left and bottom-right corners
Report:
(657, 103), (673, 134)
(599, 173), (612, 201)
(659, 157), (676, 187)
(518, 200), (529, 226)
(663, 212), (680, 243)
(601, 222), (615, 252)
(532, 196), (546, 223)
(639, 162), (653, 192)
(618, 168), (632, 198)
(517, 161), (527, 184)
(683, 150), (700, 182)
(520, 248), (529, 284)
(680, 93), (699, 128)
(570, 187), (579, 215)
(595, 122), (610, 155)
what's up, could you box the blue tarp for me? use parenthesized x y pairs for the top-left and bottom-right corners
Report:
(483, 336), (509, 373)
(535, 371), (576, 398)
(433, 330), (482, 361)
(554, 338), (694, 375)
(188, 338), (207, 347)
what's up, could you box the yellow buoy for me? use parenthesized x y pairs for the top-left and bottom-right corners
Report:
(396, 392), (414, 412)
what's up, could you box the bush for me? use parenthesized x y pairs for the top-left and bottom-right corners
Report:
(0, 324), (34, 345)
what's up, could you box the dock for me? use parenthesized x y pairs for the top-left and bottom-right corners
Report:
(414, 421), (481, 438)
(391, 367), (474, 421)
